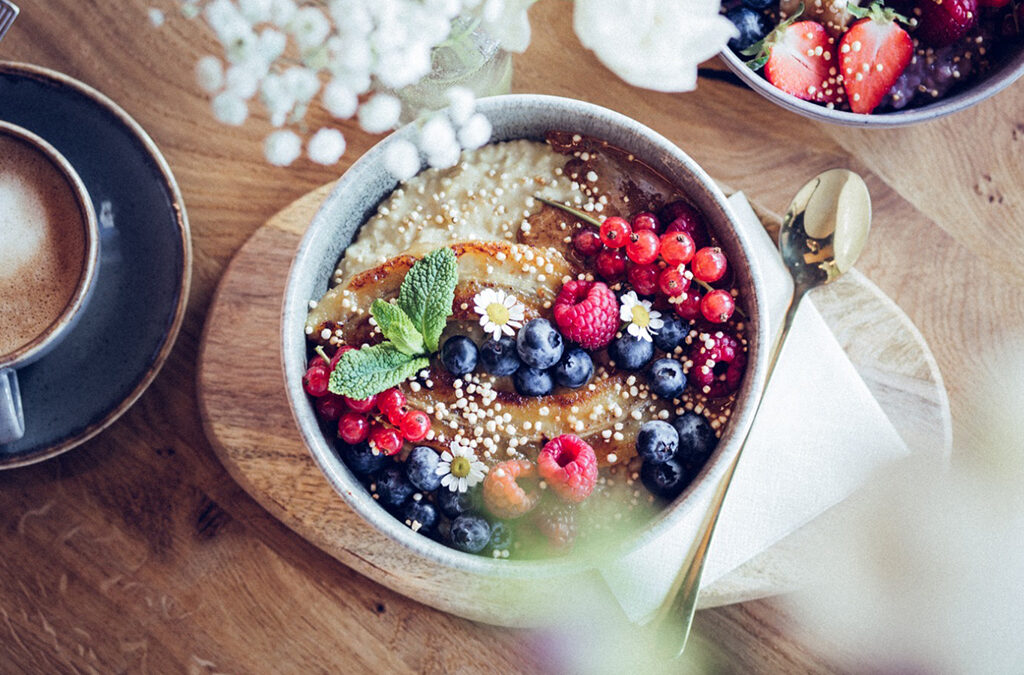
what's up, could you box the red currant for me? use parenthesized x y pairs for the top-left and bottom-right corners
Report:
(674, 288), (703, 321)
(572, 228), (603, 257)
(302, 364), (330, 397)
(316, 394), (347, 422)
(701, 289), (736, 323)
(631, 212), (660, 234)
(329, 345), (355, 371)
(658, 267), (690, 297)
(627, 263), (660, 296)
(377, 388), (406, 417)
(599, 216), (631, 248)
(344, 394), (378, 413)
(625, 229), (661, 265)
(595, 248), (627, 281)
(692, 247), (728, 283)
(369, 424), (403, 456)
(660, 201), (710, 249)
(337, 412), (370, 444)
(660, 232), (695, 266)
(400, 409), (431, 442)
(387, 405), (410, 427)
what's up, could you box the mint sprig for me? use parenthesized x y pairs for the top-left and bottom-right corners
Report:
(326, 247), (458, 399)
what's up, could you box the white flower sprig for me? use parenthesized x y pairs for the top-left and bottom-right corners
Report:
(156, 0), (735, 175)
(436, 442), (488, 493)
(619, 291), (664, 342)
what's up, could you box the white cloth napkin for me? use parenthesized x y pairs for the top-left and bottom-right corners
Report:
(599, 193), (909, 623)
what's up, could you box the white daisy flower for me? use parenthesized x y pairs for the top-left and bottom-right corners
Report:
(473, 288), (525, 340)
(436, 442), (488, 493)
(619, 291), (664, 342)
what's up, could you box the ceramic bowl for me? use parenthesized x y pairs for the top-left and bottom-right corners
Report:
(719, 37), (1024, 127)
(281, 95), (770, 584)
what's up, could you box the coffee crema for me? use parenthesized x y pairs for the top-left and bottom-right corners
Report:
(0, 132), (88, 358)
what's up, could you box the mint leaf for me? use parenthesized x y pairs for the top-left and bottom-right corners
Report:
(371, 299), (424, 356)
(328, 343), (429, 399)
(397, 247), (457, 352)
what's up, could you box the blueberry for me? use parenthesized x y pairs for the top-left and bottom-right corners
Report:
(339, 441), (386, 476)
(479, 336), (521, 376)
(648, 358), (687, 400)
(516, 318), (564, 369)
(553, 346), (593, 389)
(488, 521), (513, 552)
(436, 487), (474, 518)
(401, 499), (439, 533)
(640, 457), (692, 501)
(672, 412), (718, 468)
(653, 314), (690, 353)
(726, 7), (767, 53)
(608, 333), (654, 370)
(440, 335), (478, 376)
(513, 366), (554, 397)
(375, 465), (414, 508)
(741, 0), (773, 10)
(636, 420), (679, 464)
(405, 446), (442, 492)
(448, 514), (492, 553)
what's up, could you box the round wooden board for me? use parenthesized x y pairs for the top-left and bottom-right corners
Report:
(197, 184), (952, 623)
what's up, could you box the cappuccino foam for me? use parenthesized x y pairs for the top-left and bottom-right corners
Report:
(0, 132), (87, 358)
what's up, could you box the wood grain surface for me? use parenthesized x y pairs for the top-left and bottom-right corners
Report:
(195, 183), (950, 624)
(0, 1), (1021, 672)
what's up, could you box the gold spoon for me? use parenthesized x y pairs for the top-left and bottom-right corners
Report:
(650, 169), (873, 658)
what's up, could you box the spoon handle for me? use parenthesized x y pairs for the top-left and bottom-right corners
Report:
(650, 286), (808, 658)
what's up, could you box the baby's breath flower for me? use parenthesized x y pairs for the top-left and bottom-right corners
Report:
(322, 80), (358, 119)
(282, 66), (321, 103)
(358, 93), (402, 134)
(419, 115), (459, 166)
(225, 63), (260, 99)
(264, 129), (302, 166)
(195, 55), (224, 93)
(268, 0), (296, 25)
(290, 6), (331, 51)
(383, 139), (422, 181)
(307, 128), (347, 165)
(238, 0), (271, 23)
(457, 112), (492, 150)
(212, 91), (248, 125)
(446, 86), (476, 126)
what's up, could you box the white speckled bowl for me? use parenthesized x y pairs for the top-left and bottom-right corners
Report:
(281, 95), (770, 621)
(719, 38), (1024, 127)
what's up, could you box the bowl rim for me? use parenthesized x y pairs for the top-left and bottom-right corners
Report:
(718, 43), (1024, 127)
(281, 94), (771, 578)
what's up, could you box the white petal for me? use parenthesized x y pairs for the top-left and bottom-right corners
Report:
(501, 323), (515, 336)
(502, 293), (518, 308)
(649, 318), (665, 330)
(441, 451), (453, 462)
(639, 329), (653, 342)
(627, 324), (641, 338)
(457, 476), (468, 493)
(620, 306), (633, 322)
(441, 474), (454, 488)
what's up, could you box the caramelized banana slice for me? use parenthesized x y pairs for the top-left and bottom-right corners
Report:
(306, 241), (578, 348)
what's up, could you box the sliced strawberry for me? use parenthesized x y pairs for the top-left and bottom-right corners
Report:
(839, 10), (914, 114)
(760, 20), (843, 104)
(914, 0), (978, 48)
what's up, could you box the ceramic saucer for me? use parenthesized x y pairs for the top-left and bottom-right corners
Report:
(0, 61), (191, 468)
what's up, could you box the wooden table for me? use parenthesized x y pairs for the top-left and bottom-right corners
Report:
(2, 2), (1021, 672)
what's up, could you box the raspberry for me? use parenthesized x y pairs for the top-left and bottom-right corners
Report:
(482, 459), (541, 519)
(537, 435), (598, 503)
(533, 502), (578, 551)
(689, 331), (747, 398)
(552, 280), (619, 350)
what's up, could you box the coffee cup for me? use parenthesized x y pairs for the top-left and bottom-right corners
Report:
(0, 120), (99, 445)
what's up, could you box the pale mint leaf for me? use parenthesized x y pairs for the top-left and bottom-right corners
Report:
(370, 299), (424, 356)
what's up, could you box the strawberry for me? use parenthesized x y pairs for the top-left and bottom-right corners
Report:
(746, 18), (843, 104)
(914, 0), (978, 48)
(839, 7), (914, 114)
